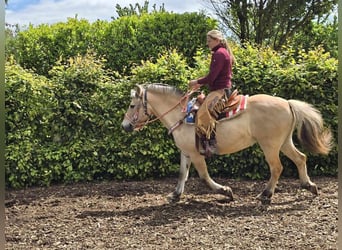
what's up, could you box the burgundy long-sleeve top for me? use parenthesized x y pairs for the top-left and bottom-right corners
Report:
(197, 44), (232, 91)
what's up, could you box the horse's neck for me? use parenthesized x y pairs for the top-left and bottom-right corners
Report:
(150, 95), (184, 129)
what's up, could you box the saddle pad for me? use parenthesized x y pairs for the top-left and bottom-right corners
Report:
(185, 95), (248, 124)
(219, 95), (248, 120)
(185, 98), (197, 123)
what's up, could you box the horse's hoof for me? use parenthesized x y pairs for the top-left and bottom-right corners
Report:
(256, 190), (272, 205)
(256, 195), (271, 205)
(301, 183), (319, 195)
(219, 186), (234, 201)
(166, 192), (181, 203)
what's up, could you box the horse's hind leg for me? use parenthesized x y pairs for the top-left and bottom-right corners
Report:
(281, 139), (318, 195)
(167, 152), (191, 203)
(257, 145), (283, 204)
(191, 154), (234, 201)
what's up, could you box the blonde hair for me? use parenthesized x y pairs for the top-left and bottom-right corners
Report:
(207, 30), (235, 64)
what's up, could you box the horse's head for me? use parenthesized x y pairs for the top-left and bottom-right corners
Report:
(121, 84), (152, 132)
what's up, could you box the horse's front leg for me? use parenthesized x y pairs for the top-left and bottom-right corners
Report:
(191, 154), (234, 201)
(167, 152), (191, 203)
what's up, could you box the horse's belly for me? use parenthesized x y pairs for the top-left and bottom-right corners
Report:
(216, 115), (255, 154)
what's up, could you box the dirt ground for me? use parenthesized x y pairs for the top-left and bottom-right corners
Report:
(5, 176), (337, 249)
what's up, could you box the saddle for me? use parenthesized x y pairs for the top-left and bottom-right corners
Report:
(186, 89), (244, 123)
(216, 89), (241, 116)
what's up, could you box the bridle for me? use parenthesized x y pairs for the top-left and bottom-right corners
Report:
(125, 85), (196, 132)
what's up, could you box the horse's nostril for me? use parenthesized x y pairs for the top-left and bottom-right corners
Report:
(122, 123), (133, 132)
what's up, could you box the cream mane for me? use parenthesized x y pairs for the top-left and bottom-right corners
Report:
(146, 83), (184, 98)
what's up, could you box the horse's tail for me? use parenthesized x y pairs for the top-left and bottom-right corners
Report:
(288, 100), (332, 155)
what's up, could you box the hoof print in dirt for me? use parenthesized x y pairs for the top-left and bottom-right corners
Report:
(217, 197), (234, 204)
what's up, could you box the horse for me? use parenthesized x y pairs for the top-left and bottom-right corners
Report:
(121, 83), (332, 204)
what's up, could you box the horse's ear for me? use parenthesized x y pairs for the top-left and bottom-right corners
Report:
(135, 84), (144, 98)
(130, 89), (137, 98)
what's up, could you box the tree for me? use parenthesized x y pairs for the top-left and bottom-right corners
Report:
(204, 0), (337, 49)
(289, 16), (337, 58)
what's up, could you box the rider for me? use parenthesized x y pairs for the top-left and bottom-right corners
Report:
(189, 29), (235, 157)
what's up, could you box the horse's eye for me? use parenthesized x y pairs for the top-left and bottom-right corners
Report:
(130, 105), (135, 109)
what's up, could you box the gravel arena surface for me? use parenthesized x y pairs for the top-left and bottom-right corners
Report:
(5, 177), (337, 249)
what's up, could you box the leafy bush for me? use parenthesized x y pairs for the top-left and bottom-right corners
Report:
(7, 18), (96, 76)
(6, 53), (179, 188)
(7, 13), (216, 76)
(130, 48), (192, 89)
(6, 54), (115, 187)
(6, 58), (58, 187)
(98, 12), (216, 74)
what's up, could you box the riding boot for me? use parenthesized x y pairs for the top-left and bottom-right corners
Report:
(209, 136), (217, 150)
(199, 136), (212, 157)
(208, 134), (217, 155)
(205, 140), (215, 158)
(203, 137), (216, 158)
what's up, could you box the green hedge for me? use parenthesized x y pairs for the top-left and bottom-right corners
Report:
(5, 54), (181, 188)
(6, 59), (58, 187)
(5, 45), (337, 188)
(7, 12), (216, 76)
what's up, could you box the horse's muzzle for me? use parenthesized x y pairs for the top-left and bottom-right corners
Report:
(122, 121), (134, 132)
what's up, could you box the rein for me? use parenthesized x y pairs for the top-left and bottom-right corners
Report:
(127, 86), (196, 131)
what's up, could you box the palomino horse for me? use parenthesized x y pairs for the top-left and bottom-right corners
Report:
(121, 83), (332, 203)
